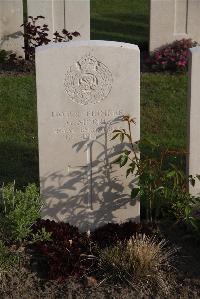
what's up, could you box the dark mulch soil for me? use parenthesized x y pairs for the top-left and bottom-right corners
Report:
(0, 272), (147, 299)
(25, 219), (200, 298)
(0, 60), (35, 75)
(158, 221), (200, 298)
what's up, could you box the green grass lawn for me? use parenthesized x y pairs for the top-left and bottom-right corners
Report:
(91, 0), (149, 50)
(141, 73), (188, 149)
(0, 75), (38, 187)
(0, 74), (188, 187)
(0, 1), (188, 187)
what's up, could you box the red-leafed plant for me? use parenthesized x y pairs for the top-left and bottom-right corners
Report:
(21, 16), (80, 61)
(29, 219), (91, 281)
(149, 39), (198, 72)
(29, 219), (152, 281)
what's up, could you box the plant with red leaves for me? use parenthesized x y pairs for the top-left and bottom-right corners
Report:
(29, 219), (92, 281)
(21, 16), (80, 61)
(28, 219), (153, 281)
(148, 39), (198, 72)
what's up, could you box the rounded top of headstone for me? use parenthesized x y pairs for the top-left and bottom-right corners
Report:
(36, 40), (140, 53)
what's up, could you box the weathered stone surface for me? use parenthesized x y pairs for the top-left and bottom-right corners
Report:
(150, 0), (200, 52)
(64, 0), (90, 39)
(0, 0), (24, 56)
(27, 0), (90, 41)
(187, 47), (200, 196)
(36, 41), (140, 231)
(187, 1), (200, 43)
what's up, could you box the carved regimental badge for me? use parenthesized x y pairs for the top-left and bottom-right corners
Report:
(64, 55), (113, 105)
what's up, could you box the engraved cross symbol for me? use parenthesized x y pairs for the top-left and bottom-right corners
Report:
(67, 142), (96, 210)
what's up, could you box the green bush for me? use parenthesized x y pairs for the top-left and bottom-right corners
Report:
(0, 183), (41, 243)
(112, 116), (200, 232)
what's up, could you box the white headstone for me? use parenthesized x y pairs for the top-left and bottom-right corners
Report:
(150, 0), (200, 52)
(36, 41), (140, 231)
(0, 0), (24, 56)
(27, 0), (90, 41)
(187, 47), (200, 196)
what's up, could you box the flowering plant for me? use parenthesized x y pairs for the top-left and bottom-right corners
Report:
(149, 39), (198, 72)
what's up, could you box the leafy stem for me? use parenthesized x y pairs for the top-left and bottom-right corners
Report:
(112, 115), (200, 230)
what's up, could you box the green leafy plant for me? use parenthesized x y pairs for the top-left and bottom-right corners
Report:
(112, 116), (200, 230)
(0, 182), (41, 243)
(28, 227), (52, 245)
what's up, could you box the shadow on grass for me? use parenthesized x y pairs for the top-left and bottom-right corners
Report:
(159, 221), (200, 279)
(0, 141), (185, 190)
(0, 141), (39, 189)
(140, 142), (186, 172)
(91, 14), (149, 51)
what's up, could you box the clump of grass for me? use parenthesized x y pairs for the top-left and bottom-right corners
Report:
(97, 234), (176, 296)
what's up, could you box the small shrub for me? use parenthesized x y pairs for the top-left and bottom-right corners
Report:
(28, 227), (52, 245)
(29, 219), (92, 281)
(28, 220), (152, 281)
(21, 16), (51, 60)
(0, 183), (41, 243)
(0, 16), (79, 72)
(149, 39), (198, 72)
(21, 16), (80, 61)
(112, 115), (200, 231)
(97, 234), (175, 295)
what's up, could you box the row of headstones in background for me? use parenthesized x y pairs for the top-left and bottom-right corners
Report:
(36, 40), (140, 232)
(3, 0), (200, 56)
(0, 0), (24, 56)
(28, 0), (90, 41)
(0, 0), (90, 57)
(150, 0), (200, 52)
